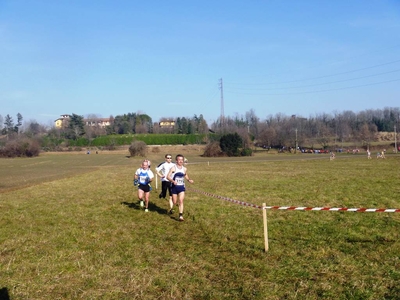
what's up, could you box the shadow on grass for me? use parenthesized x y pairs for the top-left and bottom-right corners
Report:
(345, 236), (396, 243)
(275, 236), (396, 244)
(121, 200), (185, 222)
(0, 287), (10, 300)
(121, 200), (168, 215)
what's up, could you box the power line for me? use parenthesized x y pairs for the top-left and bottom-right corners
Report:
(227, 69), (400, 91)
(226, 59), (400, 86)
(201, 83), (220, 106)
(219, 78), (224, 122)
(225, 42), (400, 84)
(225, 78), (400, 96)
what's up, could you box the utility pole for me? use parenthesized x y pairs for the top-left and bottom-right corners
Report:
(295, 128), (298, 153)
(219, 78), (224, 128)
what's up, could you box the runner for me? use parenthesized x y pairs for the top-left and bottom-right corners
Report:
(167, 154), (194, 221)
(156, 154), (175, 212)
(134, 160), (154, 212)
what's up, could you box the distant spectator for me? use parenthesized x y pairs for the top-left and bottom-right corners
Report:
(329, 152), (335, 160)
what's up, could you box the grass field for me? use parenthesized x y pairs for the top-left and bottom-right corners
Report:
(1, 146), (399, 299)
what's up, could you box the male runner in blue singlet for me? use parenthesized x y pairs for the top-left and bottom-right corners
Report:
(167, 154), (194, 221)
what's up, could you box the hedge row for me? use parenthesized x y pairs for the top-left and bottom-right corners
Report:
(67, 134), (219, 147)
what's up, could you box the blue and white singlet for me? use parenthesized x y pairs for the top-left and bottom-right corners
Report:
(171, 165), (186, 194)
(136, 168), (153, 185)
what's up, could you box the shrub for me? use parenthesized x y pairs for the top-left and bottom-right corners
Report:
(25, 140), (40, 157)
(241, 148), (253, 156)
(220, 133), (242, 156)
(129, 141), (147, 157)
(0, 138), (40, 158)
(203, 141), (223, 157)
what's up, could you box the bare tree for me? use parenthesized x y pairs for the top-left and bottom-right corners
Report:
(258, 126), (277, 147)
(24, 120), (47, 137)
(197, 114), (208, 134)
(152, 122), (160, 134)
(135, 123), (148, 134)
(245, 108), (259, 138)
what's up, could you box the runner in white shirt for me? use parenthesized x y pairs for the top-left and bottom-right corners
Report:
(156, 154), (175, 213)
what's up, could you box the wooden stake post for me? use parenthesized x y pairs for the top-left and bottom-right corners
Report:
(263, 203), (269, 252)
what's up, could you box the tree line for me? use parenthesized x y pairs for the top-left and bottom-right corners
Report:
(209, 107), (400, 149)
(1, 107), (399, 153)
(48, 113), (210, 141)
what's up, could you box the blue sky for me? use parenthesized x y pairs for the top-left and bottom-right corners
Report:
(1, 0), (400, 127)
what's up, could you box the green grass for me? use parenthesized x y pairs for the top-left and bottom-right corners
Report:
(1, 151), (400, 299)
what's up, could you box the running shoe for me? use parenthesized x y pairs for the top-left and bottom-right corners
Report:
(169, 209), (174, 215)
(145, 208), (149, 212)
(140, 200), (144, 207)
(179, 215), (184, 221)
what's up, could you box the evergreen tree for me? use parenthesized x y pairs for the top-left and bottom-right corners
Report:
(220, 133), (242, 156)
(66, 113), (85, 139)
(3, 114), (14, 136)
(14, 113), (23, 134)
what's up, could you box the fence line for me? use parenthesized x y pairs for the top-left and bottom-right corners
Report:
(189, 187), (400, 213)
(264, 206), (400, 213)
(189, 187), (400, 252)
(189, 187), (263, 209)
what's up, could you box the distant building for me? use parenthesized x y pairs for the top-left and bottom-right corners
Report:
(54, 114), (71, 128)
(159, 120), (175, 128)
(84, 118), (111, 128)
(54, 114), (111, 128)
